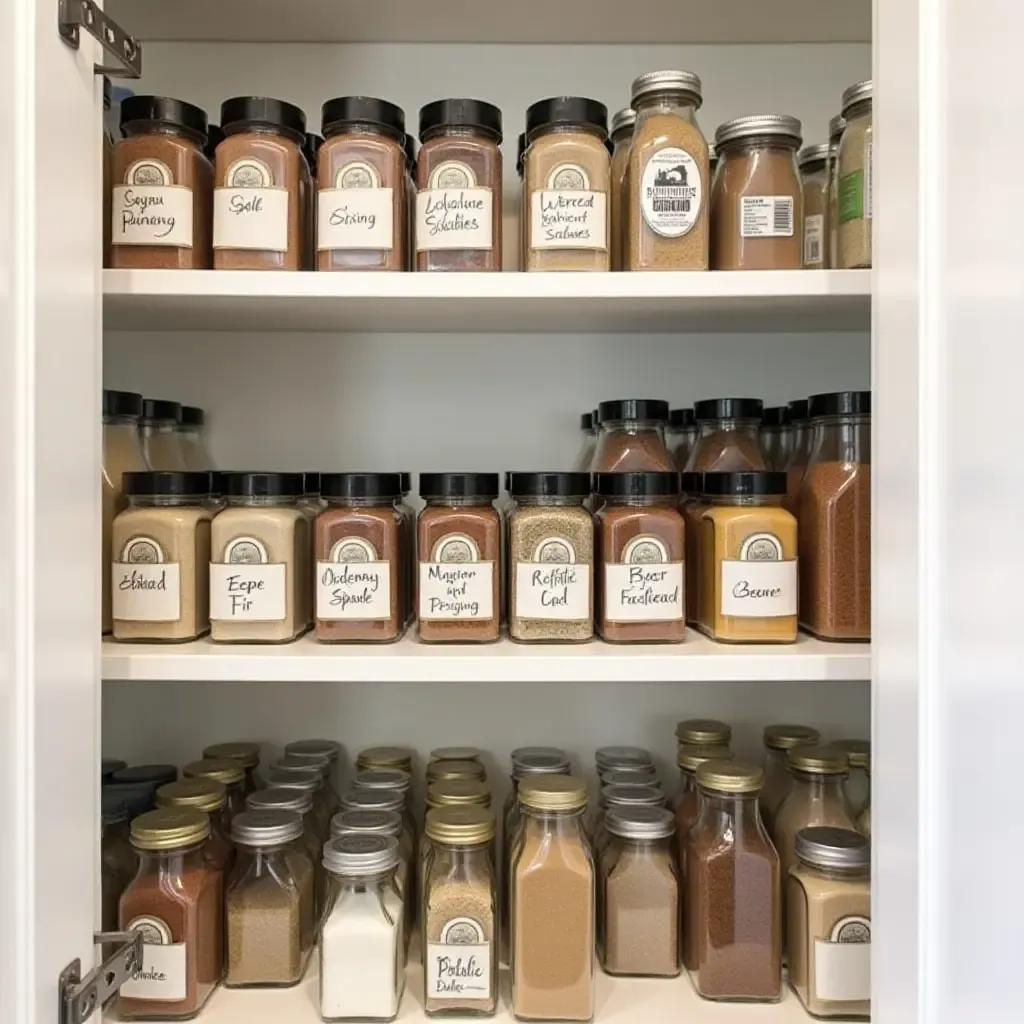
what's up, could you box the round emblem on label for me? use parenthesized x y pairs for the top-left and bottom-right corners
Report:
(532, 537), (577, 564)
(831, 915), (871, 943)
(641, 147), (701, 237)
(547, 163), (590, 190)
(429, 161), (477, 190)
(739, 533), (783, 561)
(225, 158), (274, 189)
(337, 161), (381, 189)
(622, 535), (669, 564)
(121, 536), (164, 563)
(433, 533), (481, 563)
(225, 536), (269, 564)
(125, 915), (173, 945)
(125, 158), (173, 187)
(439, 916), (486, 944)
(330, 537), (378, 563)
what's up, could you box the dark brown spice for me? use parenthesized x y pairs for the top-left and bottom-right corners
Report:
(685, 398), (766, 473)
(592, 400), (675, 473)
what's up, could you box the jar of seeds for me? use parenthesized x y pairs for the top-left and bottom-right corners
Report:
(837, 81), (872, 268)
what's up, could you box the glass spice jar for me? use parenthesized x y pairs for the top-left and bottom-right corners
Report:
(759, 407), (792, 471)
(684, 397), (766, 473)
(353, 768), (416, 847)
(182, 758), (247, 824)
(331, 809), (410, 905)
(666, 408), (698, 472)
(592, 399), (674, 473)
(594, 745), (652, 773)
(156, 778), (235, 875)
(798, 143), (830, 268)
(759, 724), (821, 833)
(101, 795), (136, 932)
(827, 115), (846, 269)
(837, 81), (872, 269)
(356, 745), (414, 773)
(680, 472), (706, 626)
(672, 744), (734, 837)
(783, 397), (811, 517)
(203, 742), (261, 796)
(265, 762), (333, 839)
(427, 779), (492, 813)
(426, 758), (487, 785)
(608, 107), (635, 271)
(835, 739), (871, 813)
(285, 737), (342, 802)
(592, 783), (664, 868)
(139, 399), (188, 471)
(175, 406), (214, 471)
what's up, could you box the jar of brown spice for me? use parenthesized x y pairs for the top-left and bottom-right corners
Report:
(592, 399), (675, 473)
(672, 744), (734, 887)
(798, 143), (830, 268)
(608, 107), (635, 271)
(666, 408), (698, 472)
(684, 397), (766, 472)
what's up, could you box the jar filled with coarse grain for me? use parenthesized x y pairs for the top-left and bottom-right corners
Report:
(524, 96), (610, 271)
(759, 407), (791, 471)
(684, 761), (781, 1002)
(204, 741), (261, 797)
(783, 397), (811, 517)
(672, 746), (734, 887)
(666, 409), (698, 472)
(156, 777), (235, 875)
(183, 758), (248, 824)
(799, 391), (871, 640)
(608, 108), (635, 270)
(787, 827), (871, 1019)
(418, 473), (501, 643)
(626, 71), (709, 272)
(111, 95), (213, 269)
(680, 472), (706, 625)
(595, 471), (685, 643)
(835, 738), (871, 813)
(711, 115), (803, 270)
(684, 397), (767, 473)
(415, 99), (502, 271)
(214, 97), (309, 271)
(139, 398), (188, 471)
(759, 724), (820, 834)
(507, 472), (593, 643)
(837, 82), (872, 268)
(592, 399), (675, 473)
(798, 143), (830, 268)
(317, 97), (407, 271)
(827, 115), (846, 269)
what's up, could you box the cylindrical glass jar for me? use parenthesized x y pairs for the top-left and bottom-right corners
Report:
(626, 71), (709, 271)
(524, 96), (610, 272)
(835, 739), (871, 813)
(317, 96), (407, 272)
(592, 398), (674, 473)
(787, 827), (871, 1019)
(592, 782), (664, 866)
(573, 411), (598, 472)
(759, 724), (821, 833)
(214, 96), (309, 271)
(608, 107), (635, 271)
(666, 408), (698, 472)
(827, 114), (846, 269)
(203, 742), (261, 796)
(836, 81), (872, 269)
(759, 407), (792, 471)
(182, 758), (247, 824)
(783, 397), (811, 517)
(684, 397), (766, 473)
(101, 797), (136, 932)
(139, 398), (188, 471)
(798, 391), (871, 640)
(156, 777), (234, 875)
(798, 143), (829, 268)
(175, 406), (214, 471)
(264, 762), (332, 839)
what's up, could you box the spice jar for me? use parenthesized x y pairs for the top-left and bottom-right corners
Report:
(798, 390), (871, 640)
(759, 724), (821, 833)
(595, 471), (685, 643)
(667, 408), (698, 472)
(684, 761), (781, 1002)
(421, 806), (498, 1016)
(331, 809), (410, 902)
(697, 471), (798, 644)
(592, 399), (674, 474)
(524, 96), (610, 271)
(107, 764), (179, 817)
(600, 806), (679, 977)
(101, 796), (136, 931)
(684, 397), (766, 473)
(156, 778), (234, 874)
(783, 397), (810, 516)
(139, 398), (188, 471)
(626, 71), (710, 272)
(608, 107), (635, 271)
(415, 99), (502, 272)
(426, 758), (487, 785)
(799, 143), (830, 268)
(317, 96), (407, 272)
(711, 114), (803, 270)
(837, 81), (872, 269)
(573, 412), (598, 472)
(117, 808), (223, 1020)
(594, 745), (652, 772)
(417, 473), (501, 643)
(314, 473), (406, 643)
(285, 737), (342, 799)
(214, 96), (308, 271)
(203, 741), (261, 796)
(671, 745), (734, 893)
(507, 471), (593, 643)
(787, 827), (871, 1019)
(759, 406), (792, 471)
(510, 776), (595, 1022)
(175, 406), (214, 471)
(357, 745), (414, 773)
(353, 768), (416, 848)
(319, 835), (406, 1022)
(265, 762), (333, 840)
(225, 809), (316, 988)
(592, 783), (664, 866)
(183, 758), (247, 824)
(835, 738), (871, 813)
(111, 471), (212, 642)
(681, 472), (706, 625)
(827, 115), (846, 269)
(111, 95), (213, 269)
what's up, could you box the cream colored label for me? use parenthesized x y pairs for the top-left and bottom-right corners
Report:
(740, 196), (794, 238)
(210, 562), (286, 621)
(317, 560), (392, 620)
(419, 562), (494, 620)
(425, 917), (491, 1000)
(515, 560), (590, 620)
(604, 560), (684, 622)
(112, 185), (193, 247)
(531, 190), (606, 250)
(213, 188), (289, 251)
(814, 915), (871, 1002)
(416, 186), (493, 250)
(120, 916), (187, 1001)
(804, 213), (824, 265)
(317, 188), (394, 250)
(112, 534), (181, 622)
(720, 559), (797, 617)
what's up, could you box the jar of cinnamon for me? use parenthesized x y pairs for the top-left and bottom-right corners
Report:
(684, 397), (767, 472)
(592, 399), (675, 473)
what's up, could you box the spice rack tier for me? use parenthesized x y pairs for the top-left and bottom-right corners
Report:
(100, 633), (868, 683)
(102, 269), (870, 334)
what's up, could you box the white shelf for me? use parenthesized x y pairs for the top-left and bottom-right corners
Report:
(102, 632), (868, 683)
(103, 269), (870, 334)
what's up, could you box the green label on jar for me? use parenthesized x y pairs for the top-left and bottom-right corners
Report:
(839, 170), (865, 224)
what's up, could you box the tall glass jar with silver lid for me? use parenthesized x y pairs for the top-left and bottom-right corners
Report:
(264, 763), (332, 841)
(827, 114), (846, 268)
(836, 81), (872, 268)
(354, 768), (416, 843)
(798, 143), (830, 268)
(592, 782), (665, 865)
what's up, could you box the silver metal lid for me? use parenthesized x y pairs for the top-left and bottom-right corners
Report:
(511, 745), (568, 764)
(600, 783), (665, 808)
(595, 745), (652, 768)
(829, 114), (847, 143)
(795, 826), (870, 870)
(512, 752), (571, 778)
(246, 786), (313, 816)
(284, 738), (341, 761)
(263, 766), (321, 792)
(841, 80), (872, 115)
(354, 768), (411, 793)
(599, 766), (660, 787)
(798, 143), (830, 168)
(605, 805), (676, 840)
(715, 114), (802, 150)
(631, 70), (703, 107)
(282, 751), (331, 776)
(340, 787), (404, 813)
(273, 755), (326, 773)
(231, 808), (304, 846)
(330, 809), (402, 839)
(610, 107), (636, 137)
(322, 834), (399, 875)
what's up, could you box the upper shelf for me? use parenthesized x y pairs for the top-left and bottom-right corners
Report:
(109, 0), (871, 45)
(103, 269), (870, 334)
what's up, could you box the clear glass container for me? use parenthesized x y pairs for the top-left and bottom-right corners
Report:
(836, 82), (872, 269)
(139, 399), (188, 471)
(182, 758), (247, 824)
(265, 761), (332, 839)
(591, 783), (664, 865)
(759, 407), (792, 471)
(285, 737), (342, 805)
(573, 412), (598, 472)
(175, 406), (214, 470)
(827, 115), (845, 269)
(203, 741), (261, 796)
(155, 777), (235, 875)
(783, 397), (811, 517)
(684, 397), (766, 472)
(672, 743), (733, 841)
(666, 408), (698, 472)
(608, 107), (635, 271)
(835, 739), (871, 813)
(352, 768), (416, 848)
(331, 809), (410, 904)
(759, 724), (821, 833)
(798, 143), (830, 268)
(592, 399), (674, 473)
(101, 799), (137, 932)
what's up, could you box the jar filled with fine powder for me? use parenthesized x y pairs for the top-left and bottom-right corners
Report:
(827, 114), (846, 268)
(837, 81), (872, 269)
(798, 143), (830, 268)
(592, 399), (675, 473)
(684, 397), (766, 472)
(672, 745), (734, 892)
(666, 408), (698, 472)
(608, 107), (635, 270)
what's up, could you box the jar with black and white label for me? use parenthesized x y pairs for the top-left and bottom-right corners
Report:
(798, 143), (830, 269)
(711, 114), (804, 271)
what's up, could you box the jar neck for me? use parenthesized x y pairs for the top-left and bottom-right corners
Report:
(602, 418), (665, 434)
(126, 494), (205, 508)
(802, 860), (870, 882)
(133, 841), (207, 875)
(790, 769), (849, 793)
(844, 99), (872, 122)
(720, 139), (799, 159)
(698, 790), (764, 825)
(327, 866), (398, 890)
(635, 92), (699, 120)
(602, 495), (676, 509)
(324, 121), (401, 144)
(666, 425), (698, 440)
(706, 494), (783, 507)
(521, 804), (587, 828)
(139, 421), (177, 435)
(530, 122), (606, 144)
(421, 124), (496, 144)
(514, 495), (587, 507)
(423, 496), (494, 509)
(324, 495), (397, 508)
(104, 415), (140, 429)
(698, 418), (759, 435)
(225, 494), (297, 508)
(123, 121), (204, 148)
(224, 122), (298, 144)
(609, 833), (670, 852)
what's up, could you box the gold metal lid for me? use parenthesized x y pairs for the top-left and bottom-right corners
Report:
(834, 738), (870, 769)
(426, 779), (491, 809)
(130, 808), (210, 851)
(787, 744), (850, 775)
(518, 774), (587, 811)
(429, 746), (483, 762)
(425, 758), (486, 783)
(356, 745), (413, 771)
(201, 741), (260, 768)
(763, 724), (821, 751)
(675, 718), (731, 746)
(696, 760), (764, 794)
(156, 778), (226, 813)
(424, 805), (496, 845)
(182, 758), (245, 787)
(677, 744), (734, 771)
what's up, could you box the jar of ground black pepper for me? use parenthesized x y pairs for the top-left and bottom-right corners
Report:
(524, 97), (610, 271)
(214, 96), (309, 271)
(799, 143), (829, 268)
(139, 399), (188, 471)
(418, 473), (501, 643)
(827, 115), (846, 269)
(667, 408), (698, 472)
(593, 399), (675, 473)
(609, 108), (635, 271)
(111, 96), (212, 269)
(759, 406), (791, 470)
(318, 96), (407, 272)
(183, 758), (248, 823)
(837, 82), (872, 269)
(416, 99), (503, 271)
(595, 471), (685, 643)
(684, 397), (766, 472)
(156, 777), (235, 875)
(783, 397), (810, 516)
(759, 724), (820, 833)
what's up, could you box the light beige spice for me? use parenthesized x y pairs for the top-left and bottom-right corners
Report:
(799, 144), (830, 268)
(836, 81), (872, 269)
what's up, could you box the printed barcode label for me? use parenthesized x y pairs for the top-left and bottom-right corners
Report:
(741, 196), (795, 238)
(804, 214), (824, 265)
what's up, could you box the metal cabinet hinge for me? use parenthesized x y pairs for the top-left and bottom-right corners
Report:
(58, 0), (142, 79)
(58, 930), (143, 1024)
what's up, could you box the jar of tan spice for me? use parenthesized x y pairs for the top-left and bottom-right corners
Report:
(416, 98), (503, 272)
(827, 114), (846, 269)
(524, 96), (610, 271)
(799, 143), (830, 268)
(626, 70), (710, 272)
(684, 397), (766, 472)
(214, 96), (308, 271)
(111, 95), (213, 269)
(759, 724), (820, 834)
(317, 96), (407, 272)
(837, 81), (872, 269)
(592, 399), (675, 473)
(608, 107), (635, 271)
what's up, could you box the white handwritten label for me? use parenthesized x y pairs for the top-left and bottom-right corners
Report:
(210, 563), (286, 622)
(814, 930), (871, 1002)
(120, 917), (187, 1001)
(213, 188), (289, 251)
(604, 563), (684, 622)
(530, 191), (607, 250)
(112, 186), (193, 247)
(416, 189), (493, 251)
(316, 561), (392, 620)
(317, 188), (394, 250)
(720, 560), (797, 617)
(425, 943), (491, 1000)
(740, 195), (795, 238)
(514, 563), (591, 620)
(112, 563), (181, 622)
(419, 562), (494, 620)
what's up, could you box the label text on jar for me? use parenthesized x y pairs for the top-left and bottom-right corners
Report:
(112, 186), (193, 247)
(530, 191), (607, 250)
(720, 560), (797, 617)
(604, 562), (684, 622)
(209, 563), (287, 621)
(316, 561), (392, 620)
(317, 188), (394, 250)
(514, 563), (591, 619)
(416, 189), (493, 250)
(111, 563), (181, 622)
(213, 188), (289, 251)
(419, 563), (494, 619)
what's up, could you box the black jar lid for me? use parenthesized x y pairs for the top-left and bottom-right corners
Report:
(141, 398), (182, 424)
(220, 96), (306, 144)
(120, 95), (208, 140)
(580, 412), (593, 431)
(103, 389), (143, 418)
(302, 471), (321, 496)
(180, 405), (204, 427)
(112, 764), (179, 786)
(693, 397), (763, 422)
(419, 98), (502, 143)
(399, 472), (411, 495)
(526, 97), (608, 141)
(681, 471), (704, 494)
(594, 471), (680, 499)
(321, 472), (403, 501)
(321, 96), (405, 139)
(669, 408), (696, 428)
(507, 472), (592, 500)
(788, 398), (809, 422)
(303, 132), (323, 167)
(208, 471), (228, 499)
(122, 471), (211, 498)
(420, 472), (500, 501)
(598, 399), (669, 424)
(761, 406), (790, 428)
(225, 472), (303, 498)
(701, 471), (787, 497)
(809, 390), (871, 418)
(204, 123), (224, 160)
